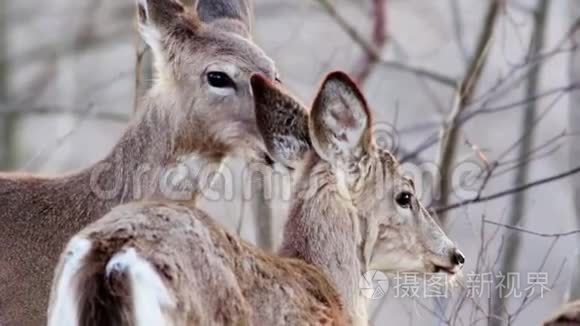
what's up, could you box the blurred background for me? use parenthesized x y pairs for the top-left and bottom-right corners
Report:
(0, 0), (579, 324)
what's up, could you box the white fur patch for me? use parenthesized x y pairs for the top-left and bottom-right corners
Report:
(106, 248), (175, 326)
(137, 0), (163, 59)
(139, 23), (163, 56)
(48, 237), (92, 326)
(208, 85), (236, 97)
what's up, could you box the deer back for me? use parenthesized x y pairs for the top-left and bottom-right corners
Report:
(48, 201), (349, 326)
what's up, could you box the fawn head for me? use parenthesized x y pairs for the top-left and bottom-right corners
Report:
(252, 72), (465, 276)
(137, 0), (277, 160)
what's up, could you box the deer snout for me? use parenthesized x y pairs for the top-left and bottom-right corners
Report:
(429, 246), (466, 275)
(450, 248), (466, 267)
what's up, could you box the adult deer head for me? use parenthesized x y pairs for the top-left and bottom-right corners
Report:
(137, 0), (277, 161)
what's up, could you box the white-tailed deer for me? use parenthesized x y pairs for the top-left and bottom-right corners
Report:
(0, 1), (277, 325)
(48, 72), (465, 325)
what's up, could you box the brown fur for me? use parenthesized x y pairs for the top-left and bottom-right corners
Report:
(544, 300), (580, 326)
(76, 247), (133, 326)
(0, 1), (276, 325)
(51, 202), (348, 325)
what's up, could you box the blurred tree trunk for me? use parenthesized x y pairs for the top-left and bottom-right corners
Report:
(491, 1), (549, 324)
(436, 0), (499, 226)
(568, 0), (580, 302)
(0, 0), (17, 170)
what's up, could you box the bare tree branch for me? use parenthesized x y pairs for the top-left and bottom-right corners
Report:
(483, 220), (580, 238)
(401, 22), (580, 164)
(568, 0), (580, 303)
(313, 0), (457, 88)
(435, 0), (501, 225)
(0, 0), (16, 170)
(435, 164), (580, 214)
(352, 0), (387, 84)
(492, 2), (550, 321)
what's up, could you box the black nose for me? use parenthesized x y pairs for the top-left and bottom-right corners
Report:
(451, 250), (465, 266)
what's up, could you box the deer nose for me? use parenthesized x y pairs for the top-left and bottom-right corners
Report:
(451, 249), (465, 266)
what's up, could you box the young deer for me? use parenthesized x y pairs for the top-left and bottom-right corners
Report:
(48, 72), (465, 325)
(0, 1), (277, 325)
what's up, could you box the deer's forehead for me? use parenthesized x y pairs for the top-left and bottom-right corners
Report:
(376, 150), (397, 174)
(227, 39), (276, 76)
(190, 31), (276, 77)
(368, 150), (415, 192)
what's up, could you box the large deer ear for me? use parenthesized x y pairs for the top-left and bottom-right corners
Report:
(136, 0), (186, 56)
(251, 74), (311, 169)
(196, 0), (253, 37)
(309, 71), (372, 164)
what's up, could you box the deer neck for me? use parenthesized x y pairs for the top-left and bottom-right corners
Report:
(87, 91), (231, 205)
(0, 90), (231, 217)
(279, 157), (370, 325)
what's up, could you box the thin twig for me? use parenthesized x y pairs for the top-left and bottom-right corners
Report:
(483, 220), (580, 238)
(494, 1), (552, 317)
(379, 60), (457, 87)
(491, 2), (553, 317)
(400, 46), (579, 164)
(353, 0), (388, 84)
(400, 14), (580, 165)
(435, 164), (580, 214)
(313, 0), (456, 88)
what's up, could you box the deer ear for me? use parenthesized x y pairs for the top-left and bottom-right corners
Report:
(137, 0), (186, 55)
(196, 0), (253, 37)
(251, 74), (311, 169)
(309, 71), (372, 164)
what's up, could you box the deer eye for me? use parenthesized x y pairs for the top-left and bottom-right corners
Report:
(207, 71), (235, 89)
(395, 192), (413, 209)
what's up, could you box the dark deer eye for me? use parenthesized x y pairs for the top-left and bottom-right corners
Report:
(207, 71), (235, 89)
(395, 192), (413, 209)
